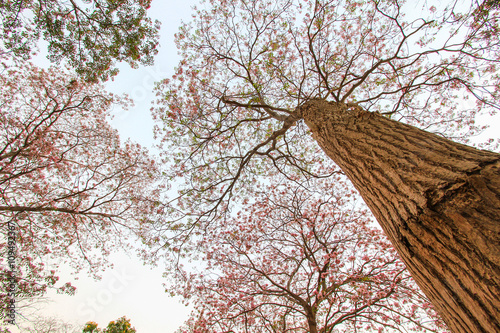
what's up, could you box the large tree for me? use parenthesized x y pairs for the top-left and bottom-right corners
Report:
(152, 0), (500, 332)
(172, 177), (448, 333)
(0, 59), (162, 322)
(0, 0), (160, 82)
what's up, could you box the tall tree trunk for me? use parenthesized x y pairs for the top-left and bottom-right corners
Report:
(305, 307), (318, 333)
(301, 99), (500, 333)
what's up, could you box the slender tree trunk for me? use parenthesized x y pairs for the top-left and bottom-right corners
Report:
(305, 307), (318, 333)
(301, 99), (500, 333)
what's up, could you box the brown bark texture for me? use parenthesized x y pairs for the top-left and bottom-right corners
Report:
(301, 99), (500, 333)
(305, 308), (318, 333)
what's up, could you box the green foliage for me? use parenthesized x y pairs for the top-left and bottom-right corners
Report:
(103, 316), (137, 333)
(83, 317), (136, 333)
(83, 321), (100, 333)
(0, 0), (160, 82)
(473, 0), (500, 38)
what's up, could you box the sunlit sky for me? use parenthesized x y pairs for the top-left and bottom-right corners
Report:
(7, 0), (500, 332)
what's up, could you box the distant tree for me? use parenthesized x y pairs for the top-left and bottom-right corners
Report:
(23, 316), (78, 333)
(0, 0), (161, 82)
(83, 316), (136, 333)
(0, 58), (163, 321)
(172, 177), (448, 333)
(152, 0), (500, 331)
(82, 322), (99, 333)
(102, 317), (136, 333)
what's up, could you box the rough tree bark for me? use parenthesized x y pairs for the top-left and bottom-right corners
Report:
(301, 99), (500, 333)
